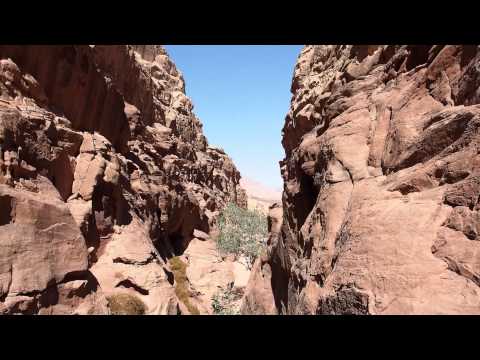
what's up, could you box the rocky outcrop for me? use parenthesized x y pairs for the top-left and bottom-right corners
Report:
(244, 45), (480, 315)
(0, 45), (245, 314)
(181, 237), (250, 314)
(241, 202), (283, 314)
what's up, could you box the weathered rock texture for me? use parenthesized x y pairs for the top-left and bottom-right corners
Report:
(181, 237), (250, 314)
(241, 202), (282, 314)
(244, 45), (480, 315)
(0, 45), (245, 314)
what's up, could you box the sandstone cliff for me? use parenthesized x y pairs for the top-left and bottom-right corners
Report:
(243, 45), (480, 315)
(0, 45), (245, 314)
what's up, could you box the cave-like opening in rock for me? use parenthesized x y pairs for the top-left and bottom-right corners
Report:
(0, 194), (12, 225)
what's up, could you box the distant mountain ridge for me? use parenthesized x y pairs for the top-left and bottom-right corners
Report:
(239, 177), (281, 215)
(239, 177), (281, 202)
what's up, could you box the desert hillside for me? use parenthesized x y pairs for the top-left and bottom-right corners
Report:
(239, 177), (281, 214)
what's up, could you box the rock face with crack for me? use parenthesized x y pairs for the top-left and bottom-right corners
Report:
(243, 45), (480, 315)
(0, 45), (245, 314)
(241, 202), (283, 314)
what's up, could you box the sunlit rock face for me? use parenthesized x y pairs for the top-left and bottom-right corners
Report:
(0, 45), (246, 314)
(243, 45), (480, 315)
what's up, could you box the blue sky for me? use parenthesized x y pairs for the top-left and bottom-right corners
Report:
(165, 45), (303, 190)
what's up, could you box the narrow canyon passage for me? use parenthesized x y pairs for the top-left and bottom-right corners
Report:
(1, 45), (480, 315)
(159, 45), (300, 313)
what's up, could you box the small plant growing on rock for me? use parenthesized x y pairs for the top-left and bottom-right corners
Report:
(169, 256), (200, 315)
(217, 203), (267, 268)
(107, 293), (146, 315)
(211, 285), (241, 315)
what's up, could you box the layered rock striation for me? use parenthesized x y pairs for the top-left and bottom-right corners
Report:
(0, 45), (245, 314)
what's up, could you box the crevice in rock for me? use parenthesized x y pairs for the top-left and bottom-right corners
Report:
(379, 45), (397, 65)
(294, 172), (319, 229)
(405, 45), (431, 71)
(164, 268), (174, 286)
(436, 254), (480, 288)
(125, 151), (150, 173)
(62, 270), (97, 286)
(270, 226), (291, 313)
(0, 293), (7, 303)
(460, 46), (478, 68)
(116, 279), (149, 295)
(333, 193), (353, 254)
(113, 254), (155, 266)
(0, 194), (13, 225)
(427, 45), (446, 64)
(91, 181), (132, 239)
(380, 106), (394, 175)
(50, 151), (74, 201)
(170, 232), (187, 256)
(153, 233), (175, 262)
(11, 273), (99, 315)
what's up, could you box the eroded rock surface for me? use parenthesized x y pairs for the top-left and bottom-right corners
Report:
(244, 45), (480, 315)
(0, 45), (245, 314)
(180, 237), (250, 314)
(241, 203), (283, 314)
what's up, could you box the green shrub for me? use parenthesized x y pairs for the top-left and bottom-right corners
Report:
(169, 256), (200, 315)
(107, 293), (146, 315)
(217, 203), (267, 267)
(211, 285), (240, 315)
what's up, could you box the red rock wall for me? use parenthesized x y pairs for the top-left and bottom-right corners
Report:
(0, 45), (246, 314)
(244, 45), (480, 315)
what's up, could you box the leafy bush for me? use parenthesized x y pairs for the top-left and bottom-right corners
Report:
(107, 293), (146, 315)
(169, 256), (200, 315)
(217, 203), (267, 267)
(211, 285), (240, 315)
